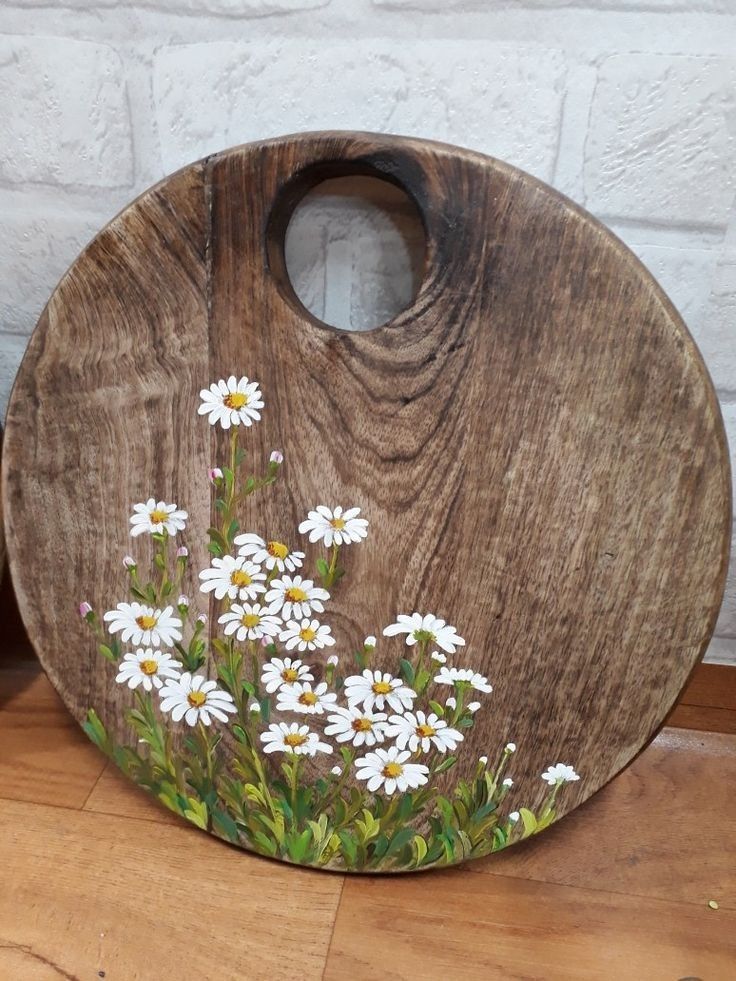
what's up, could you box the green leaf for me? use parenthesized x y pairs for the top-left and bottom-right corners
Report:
(414, 668), (430, 692)
(399, 658), (415, 685)
(232, 725), (248, 744)
(338, 830), (358, 866)
(412, 834), (428, 865)
(519, 807), (538, 838)
(82, 709), (110, 754)
(211, 639), (230, 658)
(154, 553), (165, 571)
(227, 517), (240, 542)
(184, 798), (209, 830)
(428, 700), (445, 717)
(235, 447), (247, 467)
(98, 644), (117, 663)
(208, 541), (224, 557)
(214, 498), (228, 513)
(207, 527), (229, 551)
(316, 557), (330, 578)
(259, 696), (271, 723)
(434, 755), (458, 775)
(212, 807), (240, 843)
(386, 827), (417, 858)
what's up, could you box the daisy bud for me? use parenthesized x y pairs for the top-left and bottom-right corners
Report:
(506, 742), (516, 753)
(431, 650), (447, 664)
(468, 701), (481, 713)
(78, 601), (94, 621)
(502, 777), (514, 787)
(446, 697), (457, 709)
(364, 636), (376, 650)
(122, 555), (137, 571)
(331, 765), (342, 776)
(196, 613), (207, 626)
(478, 755), (488, 765)
(269, 450), (284, 465)
(261, 636), (271, 647)
(327, 654), (339, 666)
(509, 811), (520, 823)
(249, 701), (260, 714)
(176, 546), (188, 559)
(208, 467), (223, 483)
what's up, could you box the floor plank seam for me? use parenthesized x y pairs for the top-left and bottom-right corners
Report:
(321, 875), (347, 981)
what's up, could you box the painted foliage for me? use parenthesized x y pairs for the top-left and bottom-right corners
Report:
(80, 374), (580, 871)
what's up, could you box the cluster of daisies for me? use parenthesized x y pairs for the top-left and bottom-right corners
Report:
(89, 373), (582, 803)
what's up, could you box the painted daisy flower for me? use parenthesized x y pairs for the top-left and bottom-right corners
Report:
(355, 747), (429, 796)
(344, 669), (417, 714)
(265, 575), (329, 620)
(158, 672), (236, 726)
(324, 706), (388, 747)
(260, 722), (332, 757)
(382, 613), (465, 654)
(198, 555), (266, 602)
(115, 648), (182, 692)
(198, 375), (264, 429)
(103, 602), (183, 647)
(279, 618), (335, 652)
(276, 681), (338, 715)
(298, 506), (369, 547)
(234, 532), (305, 573)
(218, 602), (281, 642)
(542, 763), (581, 785)
(433, 666), (493, 694)
(261, 657), (314, 694)
(129, 499), (187, 537)
(385, 710), (463, 754)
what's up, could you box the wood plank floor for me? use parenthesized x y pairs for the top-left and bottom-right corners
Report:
(1, 579), (735, 980)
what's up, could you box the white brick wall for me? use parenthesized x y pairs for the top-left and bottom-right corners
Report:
(0, 0), (735, 663)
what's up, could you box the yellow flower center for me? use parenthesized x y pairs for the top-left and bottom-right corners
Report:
(241, 613), (260, 628)
(352, 717), (373, 733)
(299, 691), (319, 706)
(383, 762), (404, 779)
(299, 627), (317, 642)
(135, 614), (157, 630)
(187, 690), (207, 708)
(416, 723), (436, 738)
(284, 732), (307, 748)
(281, 668), (299, 683)
(285, 587), (308, 603)
(140, 659), (159, 676)
(231, 569), (252, 588)
(267, 540), (289, 559)
(372, 681), (392, 695)
(330, 517), (346, 529)
(150, 509), (168, 524)
(223, 392), (248, 409)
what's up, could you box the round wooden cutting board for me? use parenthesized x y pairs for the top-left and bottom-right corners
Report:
(3, 132), (731, 873)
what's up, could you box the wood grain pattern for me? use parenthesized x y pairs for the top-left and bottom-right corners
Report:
(1, 132), (731, 870)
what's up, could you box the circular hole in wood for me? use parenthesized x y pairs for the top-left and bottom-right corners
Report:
(283, 175), (426, 331)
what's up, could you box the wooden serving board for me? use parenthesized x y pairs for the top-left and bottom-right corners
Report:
(2, 132), (731, 873)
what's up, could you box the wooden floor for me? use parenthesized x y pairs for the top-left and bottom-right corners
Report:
(1, 579), (735, 980)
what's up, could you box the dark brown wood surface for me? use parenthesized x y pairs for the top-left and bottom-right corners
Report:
(1, 132), (731, 870)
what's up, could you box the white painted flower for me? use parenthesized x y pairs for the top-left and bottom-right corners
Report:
(502, 777), (514, 788)
(270, 450), (284, 465)
(386, 710), (463, 754)
(260, 722), (332, 757)
(129, 498), (188, 537)
(103, 603), (183, 647)
(509, 811), (520, 823)
(234, 532), (304, 573)
(479, 755), (488, 765)
(324, 706), (388, 747)
(506, 742), (517, 753)
(364, 635), (377, 649)
(468, 701), (481, 713)
(158, 672), (236, 726)
(331, 765), (342, 776)
(198, 375), (264, 429)
(122, 555), (136, 570)
(261, 657), (314, 694)
(279, 618), (335, 652)
(265, 575), (329, 620)
(298, 505), (369, 547)
(430, 650), (447, 664)
(218, 602), (282, 642)
(276, 681), (337, 715)
(198, 555), (266, 602)
(445, 697), (457, 710)
(115, 648), (182, 692)
(355, 747), (429, 796)
(541, 763), (581, 785)
(433, 666), (493, 694)
(327, 654), (339, 667)
(382, 613), (465, 654)
(343, 669), (417, 714)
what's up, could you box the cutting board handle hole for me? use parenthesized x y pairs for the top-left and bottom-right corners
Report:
(268, 173), (426, 332)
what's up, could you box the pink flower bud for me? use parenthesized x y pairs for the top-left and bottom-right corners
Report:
(196, 613), (207, 625)
(78, 602), (93, 618)
(208, 467), (223, 483)
(122, 555), (136, 570)
(327, 654), (339, 666)
(269, 450), (284, 465)
(177, 595), (189, 608)
(176, 546), (188, 559)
